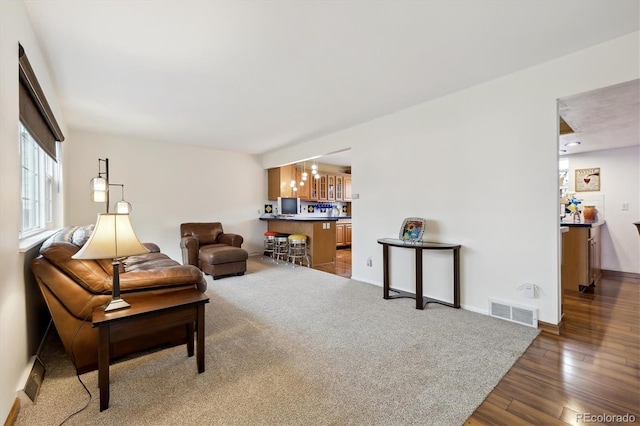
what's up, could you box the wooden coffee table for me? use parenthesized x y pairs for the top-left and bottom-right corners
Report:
(92, 289), (210, 411)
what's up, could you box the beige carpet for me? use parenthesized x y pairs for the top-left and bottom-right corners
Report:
(16, 256), (539, 426)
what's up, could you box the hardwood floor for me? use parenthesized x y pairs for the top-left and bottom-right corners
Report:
(312, 247), (351, 278)
(467, 275), (640, 425)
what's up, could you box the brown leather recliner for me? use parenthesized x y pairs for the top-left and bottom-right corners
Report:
(180, 222), (248, 279)
(31, 225), (207, 373)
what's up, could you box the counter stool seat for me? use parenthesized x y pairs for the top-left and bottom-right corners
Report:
(287, 234), (310, 267)
(263, 231), (278, 260)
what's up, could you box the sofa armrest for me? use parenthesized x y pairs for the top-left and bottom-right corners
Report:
(119, 265), (206, 292)
(218, 233), (244, 248)
(180, 236), (199, 266)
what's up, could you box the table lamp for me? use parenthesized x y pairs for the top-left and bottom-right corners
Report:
(72, 213), (148, 311)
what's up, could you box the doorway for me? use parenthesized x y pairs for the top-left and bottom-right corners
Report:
(557, 79), (640, 323)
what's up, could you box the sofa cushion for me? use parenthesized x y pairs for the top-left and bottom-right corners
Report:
(123, 252), (181, 272)
(40, 242), (112, 294)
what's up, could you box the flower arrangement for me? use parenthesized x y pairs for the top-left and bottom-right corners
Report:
(564, 195), (582, 214)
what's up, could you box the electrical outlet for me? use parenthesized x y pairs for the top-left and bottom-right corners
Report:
(621, 202), (629, 211)
(366, 257), (372, 267)
(523, 283), (535, 298)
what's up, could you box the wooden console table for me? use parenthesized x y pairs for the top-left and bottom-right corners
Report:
(377, 238), (461, 310)
(92, 289), (209, 411)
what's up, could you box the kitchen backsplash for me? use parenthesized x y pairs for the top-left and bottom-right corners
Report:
(263, 200), (351, 217)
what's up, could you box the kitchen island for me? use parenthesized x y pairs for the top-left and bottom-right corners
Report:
(260, 216), (350, 266)
(561, 220), (605, 292)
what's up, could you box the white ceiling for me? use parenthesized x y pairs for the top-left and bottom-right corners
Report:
(559, 79), (640, 156)
(24, 1), (639, 160)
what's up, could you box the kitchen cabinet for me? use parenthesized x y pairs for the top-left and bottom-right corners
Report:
(561, 223), (602, 292)
(336, 219), (352, 247)
(344, 176), (352, 201)
(327, 175), (335, 201)
(267, 165), (295, 200)
(296, 168), (310, 200)
(335, 175), (344, 200)
(310, 175), (319, 200)
(318, 174), (328, 200)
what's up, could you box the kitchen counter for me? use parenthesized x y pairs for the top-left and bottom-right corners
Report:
(263, 218), (338, 266)
(260, 215), (351, 221)
(561, 222), (602, 293)
(560, 219), (605, 228)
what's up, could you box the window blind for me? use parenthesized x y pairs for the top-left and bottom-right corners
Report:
(18, 44), (64, 161)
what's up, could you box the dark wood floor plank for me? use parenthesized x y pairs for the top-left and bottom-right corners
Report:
(492, 381), (564, 419)
(505, 399), (569, 425)
(504, 367), (640, 419)
(468, 400), (537, 426)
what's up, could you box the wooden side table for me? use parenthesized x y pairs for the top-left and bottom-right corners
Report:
(377, 238), (461, 310)
(92, 289), (209, 411)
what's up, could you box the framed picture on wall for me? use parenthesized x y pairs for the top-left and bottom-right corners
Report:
(575, 167), (600, 192)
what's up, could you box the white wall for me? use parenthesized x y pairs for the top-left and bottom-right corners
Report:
(566, 146), (640, 274)
(262, 32), (639, 325)
(65, 130), (266, 262)
(0, 1), (68, 422)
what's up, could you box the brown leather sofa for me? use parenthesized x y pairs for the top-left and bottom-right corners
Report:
(31, 225), (207, 373)
(180, 222), (248, 279)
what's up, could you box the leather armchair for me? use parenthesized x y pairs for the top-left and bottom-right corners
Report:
(31, 225), (207, 373)
(180, 222), (248, 279)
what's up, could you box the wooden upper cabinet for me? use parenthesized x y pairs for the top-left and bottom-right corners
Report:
(318, 174), (328, 200)
(310, 174), (319, 201)
(327, 175), (336, 201)
(296, 168), (310, 200)
(335, 175), (344, 201)
(344, 175), (352, 201)
(267, 164), (295, 200)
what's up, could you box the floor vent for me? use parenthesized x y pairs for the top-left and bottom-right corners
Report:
(488, 299), (538, 328)
(19, 357), (46, 405)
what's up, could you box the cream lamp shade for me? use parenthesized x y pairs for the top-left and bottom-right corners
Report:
(72, 213), (148, 260)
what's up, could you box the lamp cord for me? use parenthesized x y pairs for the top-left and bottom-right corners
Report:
(58, 299), (108, 425)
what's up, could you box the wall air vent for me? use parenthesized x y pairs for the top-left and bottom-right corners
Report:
(488, 299), (538, 328)
(19, 356), (46, 405)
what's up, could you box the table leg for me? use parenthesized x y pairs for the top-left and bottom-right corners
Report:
(196, 303), (205, 373)
(186, 322), (194, 357)
(382, 244), (390, 299)
(415, 248), (423, 310)
(453, 247), (460, 308)
(98, 325), (110, 411)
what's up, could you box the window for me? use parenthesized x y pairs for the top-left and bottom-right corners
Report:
(20, 122), (57, 238)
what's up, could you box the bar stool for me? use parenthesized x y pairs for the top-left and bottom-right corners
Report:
(273, 233), (290, 264)
(287, 234), (310, 267)
(262, 231), (278, 260)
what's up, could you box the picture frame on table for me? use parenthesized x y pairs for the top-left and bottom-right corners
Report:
(399, 217), (426, 242)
